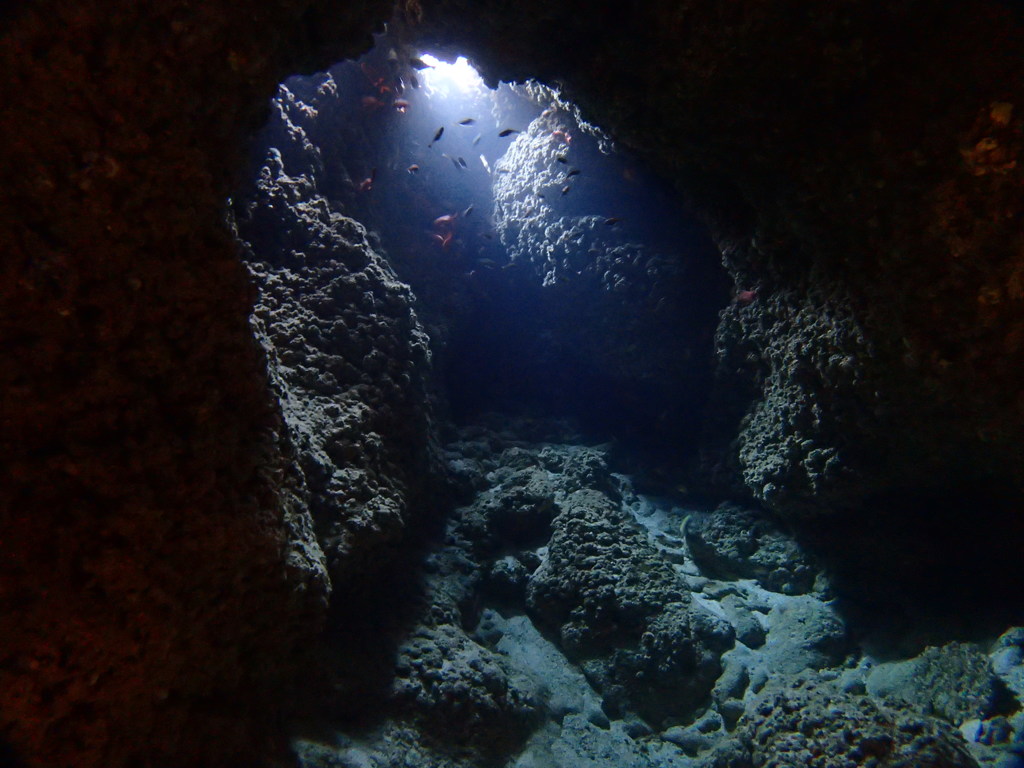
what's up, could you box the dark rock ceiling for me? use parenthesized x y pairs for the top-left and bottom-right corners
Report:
(1, 0), (1021, 765)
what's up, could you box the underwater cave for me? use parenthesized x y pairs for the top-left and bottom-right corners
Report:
(3, 2), (1024, 767)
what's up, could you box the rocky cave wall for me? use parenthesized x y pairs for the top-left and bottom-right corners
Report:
(413, 0), (1024, 519)
(0, 1), (393, 765)
(3, 1), (1024, 766)
(251, 60), (730, 454)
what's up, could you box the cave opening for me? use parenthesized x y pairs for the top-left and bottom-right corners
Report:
(222, 33), (1024, 767)
(5, 2), (1024, 766)
(232, 35), (731, 476)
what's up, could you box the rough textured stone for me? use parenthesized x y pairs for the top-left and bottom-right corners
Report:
(5, 2), (1024, 766)
(233, 146), (439, 582)
(684, 502), (821, 594)
(488, 102), (727, 447)
(992, 628), (1024, 703)
(0, 1), (388, 765)
(391, 622), (542, 753)
(528, 488), (734, 724)
(743, 677), (981, 768)
(867, 643), (1006, 725)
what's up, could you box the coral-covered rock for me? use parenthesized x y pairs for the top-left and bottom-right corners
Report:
(233, 147), (439, 582)
(743, 677), (980, 767)
(684, 502), (822, 594)
(528, 488), (734, 724)
(0, 1), (388, 765)
(392, 623), (542, 754)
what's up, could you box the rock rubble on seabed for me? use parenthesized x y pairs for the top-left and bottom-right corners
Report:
(294, 418), (1023, 768)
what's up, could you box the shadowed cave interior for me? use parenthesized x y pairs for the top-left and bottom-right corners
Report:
(3, 3), (1024, 768)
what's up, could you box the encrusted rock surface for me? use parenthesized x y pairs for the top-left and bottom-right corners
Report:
(233, 146), (438, 582)
(528, 487), (734, 725)
(683, 502), (821, 595)
(489, 104), (727, 445)
(288, 420), (1020, 768)
(867, 642), (1006, 725)
(741, 676), (980, 768)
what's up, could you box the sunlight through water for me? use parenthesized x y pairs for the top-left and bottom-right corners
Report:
(418, 54), (487, 99)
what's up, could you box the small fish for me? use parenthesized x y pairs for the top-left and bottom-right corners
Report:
(472, 134), (482, 145)
(429, 126), (444, 146)
(410, 56), (433, 70)
(407, 164), (420, 173)
(358, 168), (377, 192)
(561, 185), (571, 196)
(476, 258), (497, 268)
(480, 155), (491, 174)
(433, 213), (458, 228)
(458, 118), (476, 125)
(604, 217), (622, 226)
(457, 156), (468, 168)
(498, 128), (520, 137)
(736, 289), (758, 305)
(444, 154), (460, 169)
(556, 155), (568, 164)
(551, 130), (572, 144)
(463, 204), (475, 217)
(431, 231), (453, 248)
(566, 168), (580, 177)
(410, 73), (420, 89)
(393, 98), (410, 112)
(361, 95), (385, 110)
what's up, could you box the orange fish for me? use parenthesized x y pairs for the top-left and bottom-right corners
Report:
(357, 168), (376, 192)
(736, 289), (757, 305)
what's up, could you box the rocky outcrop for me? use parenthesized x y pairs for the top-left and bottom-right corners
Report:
(489, 104), (727, 446)
(528, 486), (734, 725)
(683, 503), (822, 595)
(233, 147), (438, 583)
(285, 419), (1023, 768)
(740, 676), (980, 768)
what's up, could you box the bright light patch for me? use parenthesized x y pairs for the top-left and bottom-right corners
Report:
(419, 54), (486, 98)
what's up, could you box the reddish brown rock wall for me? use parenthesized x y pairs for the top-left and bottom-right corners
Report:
(0, 1), (387, 765)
